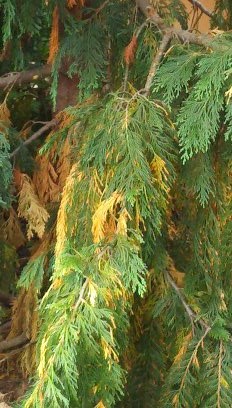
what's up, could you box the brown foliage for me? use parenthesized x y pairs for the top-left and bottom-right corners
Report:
(47, 6), (59, 65)
(124, 36), (138, 66)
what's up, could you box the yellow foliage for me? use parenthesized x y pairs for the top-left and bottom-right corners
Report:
(221, 376), (229, 388)
(55, 164), (81, 257)
(172, 394), (179, 406)
(150, 154), (169, 193)
(225, 86), (232, 103)
(101, 338), (119, 363)
(173, 332), (192, 364)
(17, 173), (49, 239)
(92, 192), (123, 243)
(88, 280), (98, 306)
(116, 208), (131, 236)
(95, 401), (106, 408)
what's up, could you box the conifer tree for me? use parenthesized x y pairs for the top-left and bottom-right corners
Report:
(0, 0), (232, 407)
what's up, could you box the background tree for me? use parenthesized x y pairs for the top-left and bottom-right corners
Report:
(0, 0), (232, 407)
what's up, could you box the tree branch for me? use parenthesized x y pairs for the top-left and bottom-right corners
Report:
(187, 0), (214, 18)
(144, 33), (171, 95)
(0, 333), (29, 353)
(10, 119), (58, 158)
(136, 0), (213, 47)
(164, 270), (210, 330)
(0, 65), (51, 90)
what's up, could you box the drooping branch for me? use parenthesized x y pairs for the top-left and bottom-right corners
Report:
(10, 118), (58, 158)
(0, 65), (51, 90)
(187, 0), (214, 18)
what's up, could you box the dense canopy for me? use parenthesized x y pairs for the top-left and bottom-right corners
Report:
(0, 0), (232, 407)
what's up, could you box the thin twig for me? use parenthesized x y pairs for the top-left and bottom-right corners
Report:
(86, 0), (109, 21)
(191, 10), (203, 31)
(135, 19), (149, 37)
(73, 278), (89, 310)
(10, 118), (58, 158)
(0, 340), (36, 364)
(164, 270), (210, 330)
(144, 33), (171, 95)
(122, 64), (129, 93)
(187, 0), (214, 18)
(178, 326), (211, 396)
(217, 340), (223, 407)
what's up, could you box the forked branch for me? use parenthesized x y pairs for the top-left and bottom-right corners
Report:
(187, 0), (214, 18)
(136, 0), (213, 47)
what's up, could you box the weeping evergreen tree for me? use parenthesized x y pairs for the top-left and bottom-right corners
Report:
(0, 0), (232, 406)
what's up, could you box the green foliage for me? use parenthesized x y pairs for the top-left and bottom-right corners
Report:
(2, 1), (232, 408)
(18, 254), (46, 291)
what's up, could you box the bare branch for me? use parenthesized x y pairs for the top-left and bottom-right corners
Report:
(0, 333), (29, 353)
(0, 65), (51, 90)
(0, 340), (35, 364)
(74, 278), (89, 311)
(187, 0), (214, 18)
(10, 119), (58, 158)
(144, 33), (171, 95)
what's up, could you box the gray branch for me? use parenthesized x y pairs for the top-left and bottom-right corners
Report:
(187, 0), (214, 17)
(0, 65), (51, 90)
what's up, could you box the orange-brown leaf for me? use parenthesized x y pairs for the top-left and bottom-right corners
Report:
(67, 0), (84, 8)
(124, 36), (137, 66)
(47, 6), (59, 64)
